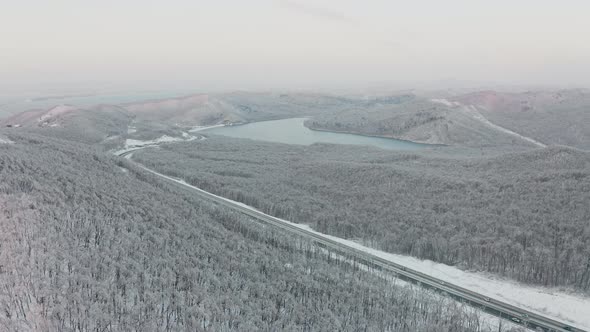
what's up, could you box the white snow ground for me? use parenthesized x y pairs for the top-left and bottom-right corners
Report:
(136, 161), (589, 331)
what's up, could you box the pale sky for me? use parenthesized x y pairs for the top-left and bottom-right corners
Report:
(1, 0), (590, 92)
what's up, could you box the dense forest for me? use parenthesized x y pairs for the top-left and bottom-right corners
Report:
(133, 136), (590, 291)
(0, 133), (510, 331)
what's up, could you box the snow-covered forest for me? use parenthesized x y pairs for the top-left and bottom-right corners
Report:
(0, 133), (511, 331)
(133, 136), (590, 291)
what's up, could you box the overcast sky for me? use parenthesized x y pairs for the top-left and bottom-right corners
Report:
(1, 0), (589, 92)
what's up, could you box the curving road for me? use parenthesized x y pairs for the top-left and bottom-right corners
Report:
(117, 149), (584, 332)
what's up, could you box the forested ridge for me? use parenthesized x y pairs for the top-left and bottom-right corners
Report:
(303, 90), (590, 149)
(0, 133), (507, 331)
(134, 137), (590, 291)
(459, 89), (590, 150)
(302, 97), (534, 147)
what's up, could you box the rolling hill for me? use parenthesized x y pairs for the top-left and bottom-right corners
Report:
(452, 89), (590, 149)
(304, 96), (539, 147)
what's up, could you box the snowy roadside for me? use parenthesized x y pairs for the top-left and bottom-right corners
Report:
(310, 245), (517, 331)
(306, 228), (589, 330)
(133, 160), (589, 331)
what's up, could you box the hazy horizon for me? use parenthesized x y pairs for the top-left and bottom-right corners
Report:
(2, 0), (590, 93)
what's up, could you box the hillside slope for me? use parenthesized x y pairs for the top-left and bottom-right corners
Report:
(305, 96), (537, 147)
(121, 92), (367, 126)
(453, 89), (590, 149)
(1, 104), (131, 146)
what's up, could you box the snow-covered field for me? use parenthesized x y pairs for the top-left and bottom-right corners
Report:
(134, 160), (589, 331)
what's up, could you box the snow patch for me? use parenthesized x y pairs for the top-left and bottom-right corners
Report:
(431, 98), (461, 107)
(38, 104), (76, 123)
(124, 134), (199, 149)
(188, 124), (225, 133)
(113, 133), (204, 156)
(0, 137), (14, 144)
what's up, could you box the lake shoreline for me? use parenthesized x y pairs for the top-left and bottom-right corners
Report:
(303, 122), (447, 147)
(201, 117), (431, 150)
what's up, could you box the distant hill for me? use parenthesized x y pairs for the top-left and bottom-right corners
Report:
(121, 91), (362, 126)
(304, 96), (539, 147)
(305, 89), (590, 149)
(1, 104), (79, 127)
(3, 89), (588, 149)
(122, 94), (239, 125)
(452, 89), (590, 149)
(1, 104), (131, 145)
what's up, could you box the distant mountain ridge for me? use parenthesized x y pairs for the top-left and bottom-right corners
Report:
(2, 89), (588, 149)
(451, 89), (590, 149)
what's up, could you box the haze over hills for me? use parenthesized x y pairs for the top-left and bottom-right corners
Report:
(2, 88), (589, 151)
(120, 91), (361, 127)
